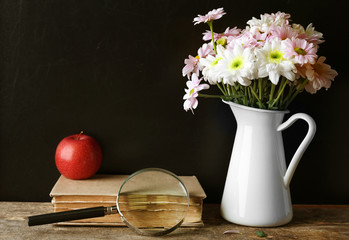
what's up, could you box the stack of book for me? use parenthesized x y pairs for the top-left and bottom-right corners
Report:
(50, 174), (206, 227)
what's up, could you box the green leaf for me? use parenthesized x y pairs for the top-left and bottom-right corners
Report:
(220, 96), (234, 101)
(256, 230), (267, 238)
(256, 102), (266, 109)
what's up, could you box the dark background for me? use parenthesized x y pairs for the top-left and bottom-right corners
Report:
(1, 0), (348, 204)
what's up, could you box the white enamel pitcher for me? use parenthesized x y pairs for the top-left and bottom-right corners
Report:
(220, 101), (316, 227)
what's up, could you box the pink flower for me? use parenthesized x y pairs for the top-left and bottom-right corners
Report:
(202, 30), (220, 41)
(295, 63), (307, 80)
(223, 27), (241, 37)
(183, 44), (215, 79)
(303, 57), (338, 94)
(306, 34), (325, 45)
(198, 43), (214, 58)
(193, 8), (226, 25)
(232, 30), (268, 48)
(283, 37), (317, 65)
(183, 73), (210, 113)
(182, 55), (199, 79)
(270, 25), (299, 41)
(202, 27), (240, 41)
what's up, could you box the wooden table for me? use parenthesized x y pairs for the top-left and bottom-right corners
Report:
(1, 202), (348, 239)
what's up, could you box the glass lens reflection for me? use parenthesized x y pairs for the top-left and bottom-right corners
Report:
(117, 169), (189, 234)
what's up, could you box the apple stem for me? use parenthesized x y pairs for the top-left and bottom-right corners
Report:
(77, 131), (83, 140)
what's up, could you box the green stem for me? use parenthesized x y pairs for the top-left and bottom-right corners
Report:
(247, 87), (252, 103)
(234, 84), (240, 92)
(228, 85), (232, 96)
(208, 21), (217, 55)
(231, 85), (242, 102)
(283, 83), (296, 106)
(285, 79), (309, 108)
(249, 85), (265, 108)
(198, 93), (225, 98)
(233, 84), (242, 104)
(258, 78), (263, 100)
(269, 83), (276, 103)
(243, 86), (248, 105)
(222, 83), (229, 95)
(252, 80), (257, 105)
(231, 85), (237, 95)
(270, 78), (288, 109)
(280, 90), (285, 108)
(216, 82), (227, 95)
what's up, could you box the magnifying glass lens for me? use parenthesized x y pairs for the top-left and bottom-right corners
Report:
(117, 169), (189, 235)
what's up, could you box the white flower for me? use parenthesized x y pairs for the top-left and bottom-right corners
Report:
(247, 12), (290, 35)
(268, 12), (291, 25)
(292, 23), (324, 45)
(215, 44), (256, 86)
(304, 23), (325, 45)
(199, 45), (225, 84)
(256, 39), (296, 84)
(292, 23), (305, 35)
(247, 14), (275, 34)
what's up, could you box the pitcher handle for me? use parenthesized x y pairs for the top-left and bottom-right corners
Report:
(277, 113), (316, 188)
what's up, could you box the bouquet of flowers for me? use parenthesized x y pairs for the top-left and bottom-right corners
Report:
(182, 8), (338, 113)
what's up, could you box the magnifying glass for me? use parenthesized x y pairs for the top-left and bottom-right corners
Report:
(28, 168), (190, 236)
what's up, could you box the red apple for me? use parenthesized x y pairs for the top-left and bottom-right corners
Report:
(55, 132), (102, 180)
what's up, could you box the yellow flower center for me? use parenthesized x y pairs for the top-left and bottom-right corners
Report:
(268, 50), (284, 63)
(229, 56), (244, 70)
(294, 47), (307, 55)
(217, 37), (227, 46)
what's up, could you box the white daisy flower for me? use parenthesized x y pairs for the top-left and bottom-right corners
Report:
(256, 39), (296, 84)
(247, 12), (290, 34)
(215, 44), (256, 86)
(199, 45), (225, 84)
(247, 14), (274, 34)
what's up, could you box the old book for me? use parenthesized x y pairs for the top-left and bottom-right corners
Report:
(50, 174), (206, 227)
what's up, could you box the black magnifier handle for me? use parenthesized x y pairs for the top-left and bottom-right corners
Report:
(28, 206), (116, 226)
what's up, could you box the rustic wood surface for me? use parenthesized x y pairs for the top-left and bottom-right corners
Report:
(0, 202), (348, 239)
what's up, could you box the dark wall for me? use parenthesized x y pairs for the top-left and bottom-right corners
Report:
(1, 0), (348, 204)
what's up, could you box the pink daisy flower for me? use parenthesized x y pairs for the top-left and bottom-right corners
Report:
(233, 30), (268, 48)
(193, 8), (226, 25)
(198, 43), (215, 58)
(235, 31), (257, 48)
(202, 30), (220, 41)
(182, 55), (199, 79)
(202, 27), (241, 41)
(270, 25), (299, 41)
(183, 73), (210, 113)
(252, 31), (269, 47)
(303, 57), (338, 94)
(283, 37), (317, 65)
(306, 35), (325, 45)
